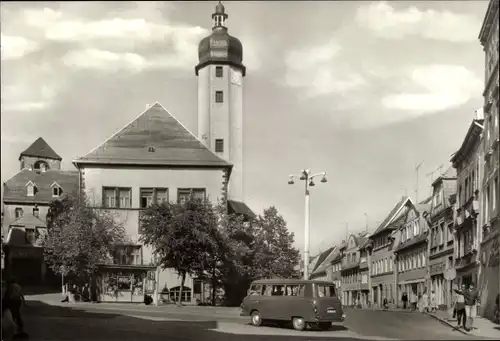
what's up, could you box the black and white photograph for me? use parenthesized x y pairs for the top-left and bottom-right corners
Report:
(1, 1), (499, 340)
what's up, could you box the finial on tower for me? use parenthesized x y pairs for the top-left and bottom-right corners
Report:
(212, 1), (228, 30)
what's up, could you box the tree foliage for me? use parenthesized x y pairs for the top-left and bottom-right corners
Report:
(43, 195), (125, 281)
(139, 196), (219, 304)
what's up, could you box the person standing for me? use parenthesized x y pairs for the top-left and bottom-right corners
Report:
(454, 284), (466, 329)
(430, 290), (437, 312)
(410, 291), (418, 311)
(461, 284), (480, 331)
(421, 289), (429, 313)
(402, 292), (408, 309)
(2, 278), (27, 335)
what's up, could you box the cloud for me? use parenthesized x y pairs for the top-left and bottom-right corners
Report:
(382, 64), (482, 114)
(0, 34), (40, 60)
(283, 41), (366, 98)
(21, 7), (208, 71)
(1, 63), (61, 112)
(356, 1), (480, 42)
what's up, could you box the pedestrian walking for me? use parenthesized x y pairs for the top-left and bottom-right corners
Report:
(402, 292), (408, 309)
(430, 290), (437, 312)
(2, 277), (28, 338)
(456, 284), (480, 331)
(454, 284), (466, 329)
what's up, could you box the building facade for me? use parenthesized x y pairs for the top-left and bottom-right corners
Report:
(2, 137), (78, 285)
(478, 0), (500, 321)
(394, 201), (431, 304)
(310, 247), (338, 282)
(340, 233), (369, 307)
(451, 118), (483, 289)
(428, 168), (457, 310)
(331, 252), (343, 299)
(369, 196), (412, 308)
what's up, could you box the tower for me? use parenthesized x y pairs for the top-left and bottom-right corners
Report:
(196, 1), (246, 202)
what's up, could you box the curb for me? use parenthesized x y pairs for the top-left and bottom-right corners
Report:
(423, 312), (469, 335)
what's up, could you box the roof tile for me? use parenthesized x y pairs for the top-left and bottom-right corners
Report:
(75, 103), (231, 167)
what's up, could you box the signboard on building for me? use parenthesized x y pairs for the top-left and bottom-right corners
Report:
(430, 261), (446, 276)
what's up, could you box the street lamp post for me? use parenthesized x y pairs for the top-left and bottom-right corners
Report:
(288, 169), (327, 280)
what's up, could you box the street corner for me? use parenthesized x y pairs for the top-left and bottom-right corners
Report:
(211, 322), (397, 340)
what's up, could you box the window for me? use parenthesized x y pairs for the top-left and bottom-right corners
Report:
(317, 284), (336, 297)
(384, 258), (388, 273)
(169, 286), (191, 303)
(52, 185), (62, 197)
(25, 228), (36, 244)
(421, 251), (426, 267)
(33, 206), (39, 217)
(34, 161), (48, 172)
(178, 188), (206, 204)
(112, 245), (142, 265)
(417, 252), (421, 267)
(103, 187), (132, 208)
(389, 257), (393, 271)
(15, 208), (23, 219)
(26, 182), (35, 197)
(439, 223), (444, 245)
(215, 139), (224, 153)
(215, 91), (223, 103)
(248, 284), (262, 296)
(414, 220), (420, 236)
(140, 188), (169, 208)
(215, 66), (223, 77)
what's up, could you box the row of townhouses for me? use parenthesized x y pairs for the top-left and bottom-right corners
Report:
(308, 0), (499, 322)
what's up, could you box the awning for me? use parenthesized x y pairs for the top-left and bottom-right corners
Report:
(227, 200), (256, 219)
(398, 278), (425, 285)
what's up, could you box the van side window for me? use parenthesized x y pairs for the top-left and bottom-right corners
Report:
(271, 285), (285, 296)
(283, 285), (305, 297)
(249, 284), (262, 296)
(262, 285), (273, 296)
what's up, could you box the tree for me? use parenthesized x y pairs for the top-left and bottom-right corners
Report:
(252, 206), (300, 279)
(43, 195), (125, 284)
(139, 196), (219, 305)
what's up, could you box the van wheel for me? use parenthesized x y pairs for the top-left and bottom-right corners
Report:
(250, 310), (262, 327)
(292, 317), (306, 331)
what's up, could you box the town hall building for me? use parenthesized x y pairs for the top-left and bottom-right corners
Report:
(72, 2), (254, 303)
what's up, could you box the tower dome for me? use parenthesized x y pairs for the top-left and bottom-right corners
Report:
(195, 1), (246, 76)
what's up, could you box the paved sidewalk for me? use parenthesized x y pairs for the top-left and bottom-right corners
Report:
(26, 293), (242, 317)
(425, 308), (500, 339)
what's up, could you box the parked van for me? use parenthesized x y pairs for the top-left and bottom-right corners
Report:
(240, 279), (345, 331)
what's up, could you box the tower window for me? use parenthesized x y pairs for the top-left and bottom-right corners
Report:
(215, 139), (224, 153)
(215, 91), (224, 103)
(215, 66), (223, 78)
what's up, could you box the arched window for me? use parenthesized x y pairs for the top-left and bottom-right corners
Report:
(15, 208), (24, 219)
(169, 286), (192, 303)
(34, 160), (49, 172)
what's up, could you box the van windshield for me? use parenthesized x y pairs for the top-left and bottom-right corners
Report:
(317, 284), (336, 298)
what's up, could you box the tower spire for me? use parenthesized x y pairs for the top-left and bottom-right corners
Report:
(212, 1), (228, 30)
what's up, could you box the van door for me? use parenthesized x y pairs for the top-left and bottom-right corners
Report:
(315, 283), (343, 322)
(242, 284), (263, 316)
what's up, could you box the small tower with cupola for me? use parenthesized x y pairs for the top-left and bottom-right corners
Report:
(196, 1), (246, 203)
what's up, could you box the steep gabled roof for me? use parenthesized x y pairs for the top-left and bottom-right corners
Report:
(9, 214), (47, 228)
(450, 119), (484, 166)
(370, 196), (413, 238)
(312, 247), (338, 276)
(19, 137), (62, 161)
(74, 103), (231, 168)
(312, 247), (335, 273)
(3, 169), (79, 204)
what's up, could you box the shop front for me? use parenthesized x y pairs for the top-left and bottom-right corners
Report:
(98, 264), (157, 303)
(429, 255), (453, 309)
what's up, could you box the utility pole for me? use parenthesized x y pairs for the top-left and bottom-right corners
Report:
(364, 213), (368, 233)
(345, 221), (349, 241)
(415, 161), (424, 203)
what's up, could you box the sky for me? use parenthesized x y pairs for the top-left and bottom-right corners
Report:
(0, 1), (490, 255)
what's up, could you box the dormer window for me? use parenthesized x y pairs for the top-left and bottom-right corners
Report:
(51, 182), (63, 197)
(26, 181), (36, 197)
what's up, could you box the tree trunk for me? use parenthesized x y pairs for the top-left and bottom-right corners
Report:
(178, 271), (186, 306)
(211, 265), (217, 306)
